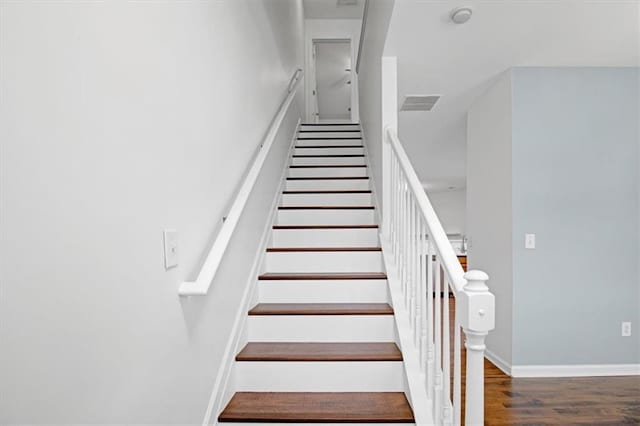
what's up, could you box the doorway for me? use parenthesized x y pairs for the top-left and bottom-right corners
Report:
(312, 39), (352, 122)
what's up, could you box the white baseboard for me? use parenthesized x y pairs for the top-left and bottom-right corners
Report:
(484, 349), (640, 378)
(202, 119), (301, 426)
(484, 349), (512, 376)
(510, 363), (640, 378)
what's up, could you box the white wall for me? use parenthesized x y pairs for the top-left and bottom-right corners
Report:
(0, 1), (303, 423)
(356, 1), (395, 204)
(304, 19), (361, 123)
(467, 71), (514, 369)
(427, 189), (466, 236)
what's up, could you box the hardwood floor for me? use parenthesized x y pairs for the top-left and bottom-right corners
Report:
(447, 297), (640, 425)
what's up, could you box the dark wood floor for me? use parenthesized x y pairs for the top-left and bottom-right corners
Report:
(446, 297), (640, 425)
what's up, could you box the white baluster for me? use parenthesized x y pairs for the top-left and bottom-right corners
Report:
(433, 259), (442, 424)
(420, 220), (428, 372)
(442, 278), (451, 425)
(454, 308), (461, 426)
(426, 238), (434, 400)
(459, 270), (494, 426)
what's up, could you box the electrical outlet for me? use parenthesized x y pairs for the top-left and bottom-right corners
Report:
(525, 233), (536, 249)
(622, 322), (632, 337)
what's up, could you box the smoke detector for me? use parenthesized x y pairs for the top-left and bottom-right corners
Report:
(451, 7), (472, 24)
(400, 95), (440, 112)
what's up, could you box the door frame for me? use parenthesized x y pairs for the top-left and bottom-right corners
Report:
(304, 20), (361, 123)
(311, 39), (352, 123)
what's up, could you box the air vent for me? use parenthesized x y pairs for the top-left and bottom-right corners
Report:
(337, 0), (358, 6)
(400, 95), (440, 112)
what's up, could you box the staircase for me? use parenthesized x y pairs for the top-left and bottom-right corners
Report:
(218, 123), (415, 424)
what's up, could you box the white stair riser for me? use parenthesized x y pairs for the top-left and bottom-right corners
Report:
(277, 209), (376, 225)
(272, 228), (379, 247)
(248, 315), (396, 342)
(282, 193), (372, 206)
(235, 361), (404, 392)
(294, 147), (364, 156)
(259, 280), (388, 303)
(299, 132), (361, 138)
(300, 125), (360, 132)
(292, 156), (366, 166)
(288, 167), (367, 177)
(265, 251), (384, 273)
(285, 179), (369, 191)
(296, 138), (363, 147)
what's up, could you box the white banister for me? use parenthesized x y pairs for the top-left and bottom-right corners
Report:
(382, 126), (495, 425)
(179, 69), (303, 296)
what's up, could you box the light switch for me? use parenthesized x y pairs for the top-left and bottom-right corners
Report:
(163, 229), (179, 269)
(525, 233), (536, 249)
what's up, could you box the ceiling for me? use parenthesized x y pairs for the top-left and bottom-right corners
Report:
(383, 0), (640, 191)
(303, 0), (365, 19)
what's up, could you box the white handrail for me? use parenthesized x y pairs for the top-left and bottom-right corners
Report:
(386, 127), (466, 295)
(179, 69), (303, 296)
(382, 126), (494, 425)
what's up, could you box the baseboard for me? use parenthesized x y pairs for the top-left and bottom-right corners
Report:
(484, 349), (512, 376)
(202, 119), (301, 426)
(510, 363), (640, 378)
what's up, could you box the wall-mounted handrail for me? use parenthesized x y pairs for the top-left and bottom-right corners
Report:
(355, 0), (369, 74)
(179, 68), (303, 296)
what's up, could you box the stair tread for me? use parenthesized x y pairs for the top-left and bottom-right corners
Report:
(301, 123), (360, 126)
(293, 154), (364, 157)
(267, 247), (381, 252)
(236, 342), (402, 362)
(283, 190), (372, 194)
(218, 392), (414, 423)
(273, 225), (378, 229)
(259, 272), (386, 280)
(249, 303), (393, 316)
(287, 176), (368, 180)
(299, 129), (361, 133)
(295, 145), (364, 148)
(289, 165), (367, 168)
(278, 206), (374, 209)
(298, 137), (363, 140)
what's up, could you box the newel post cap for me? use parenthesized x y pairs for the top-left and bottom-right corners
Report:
(463, 270), (489, 293)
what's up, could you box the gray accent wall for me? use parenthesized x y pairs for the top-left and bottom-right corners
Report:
(511, 67), (640, 365)
(468, 67), (639, 369)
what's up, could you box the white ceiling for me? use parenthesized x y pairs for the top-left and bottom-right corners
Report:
(304, 0), (365, 19)
(384, 0), (640, 190)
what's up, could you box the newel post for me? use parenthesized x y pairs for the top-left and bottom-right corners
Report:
(458, 270), (494, 426)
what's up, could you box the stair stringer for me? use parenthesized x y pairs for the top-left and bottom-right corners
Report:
(361, 128), (431, 424)
(379, 238), (434, 425)
(202, 120), (301, 426)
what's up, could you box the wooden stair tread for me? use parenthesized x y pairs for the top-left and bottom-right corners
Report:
(218, 392), (414, 423)
(278, 206), (375, 210)
(287, 176), (368, 180)
(297, 137), (363, 140)
(259, 272), (386, 280)
(249, 303), (393, 316)
(236, 342), (402, 362)
(299, 129), (361, 132)
(283, 190), (372, 194)
(301, 123), (360, 126)
(295, 145), (364, 148)
(266, 247), (381, 252)
(293, 154), (364, 157)
(289, 165), (367, 168)
(273, 224), (378, 229)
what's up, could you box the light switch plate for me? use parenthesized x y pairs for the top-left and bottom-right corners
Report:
(163, 229), (179, 269)
(525, 233), (536, 249)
